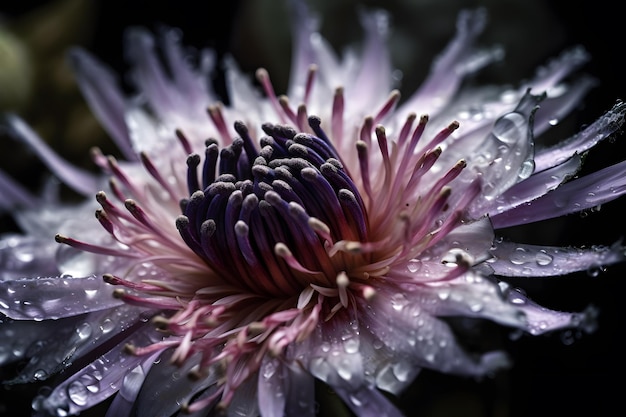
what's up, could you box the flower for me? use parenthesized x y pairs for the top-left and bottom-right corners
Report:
(1, 1), (625, 416)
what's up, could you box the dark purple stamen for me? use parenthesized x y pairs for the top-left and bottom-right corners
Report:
(179, 120), (370, 296)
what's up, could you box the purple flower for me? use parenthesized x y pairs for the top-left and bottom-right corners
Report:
(1, 2), (625, 417)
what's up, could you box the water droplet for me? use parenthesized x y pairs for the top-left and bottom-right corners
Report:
(262, 360), (276, 379)
(586, 264), (604, 277)
(406, 259), (421, 273)
(390, 293), (407, 311)
(492, 112), (526, 145)
(535, 252), (553, 266)
(549, 118), (559, 126)
(80, 374), (100, 393)
(343, 337), (359, 354)
(76, 323), (92, 340)
(99, 319), (115, 334)
(337, 358), (353, 381)
(33, 369), (47, 380)
(349, 393), (363, 407)
(67, 380), (88, 406)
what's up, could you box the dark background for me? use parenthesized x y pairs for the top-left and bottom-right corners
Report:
(1, 0), (625, 416)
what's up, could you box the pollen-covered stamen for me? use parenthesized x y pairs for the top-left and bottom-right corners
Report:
(180, 120), (371, 299)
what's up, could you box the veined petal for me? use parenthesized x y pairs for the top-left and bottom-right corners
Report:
(0, 275), (121, 320)
(67, 48), (136, 161)
(490, 159), (626, 228)
(33, 323), (164, 416)
(488, 240), (626, 277)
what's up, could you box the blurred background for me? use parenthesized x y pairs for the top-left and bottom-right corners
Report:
(0, 0), (624, 416)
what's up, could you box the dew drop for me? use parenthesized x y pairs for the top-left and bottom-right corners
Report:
(337, 359), (353, 381)
(67, 380), (88, 406)
(535, 252), (553, 266)
(262, 360), (276, 379)
(99, 318), (115, 334)
(76, 323), (92, 340)
(492, 112), (526, 145)
(390, 293), (407, 312)
(406, 259), (421, 273)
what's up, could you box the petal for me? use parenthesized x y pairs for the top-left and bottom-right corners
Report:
(133, 350), (218, 417)
(0, 275), (121, 320)
(0, 234), (58, 281)
(502, 287), (598, 335)
(487, 240), (626, 277)
(533, 100), (626, 172)
(490, 159), (626, 228)
(0, 168), (39, 211)
(484, 153), (581, 216)
(362, 288), (510, 376)
(257, 354), (318, 417)
(467, 91), (539, 211)
(332, 383), (405, 417)
(397, 8), (498, 120)
(33, 323), (163, 416)
(2, 114), (100, 197)
(5, 305), (154, 384)
(67, 48), (135, 161)
(532, 76), (597, 137)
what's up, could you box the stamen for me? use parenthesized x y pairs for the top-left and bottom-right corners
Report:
(140, 151), (180, 201)
(303, 64), (317, 105)
(275, 243), (320, 275)
(278, 95), (299, 126)
(55, 234), (134, 257)
(175, 128), (193, 155)
(256, 68), (285, 123)
(373, 89), (401, 125)
(207, 103), (232, 144)
(332, 87), (345, 143)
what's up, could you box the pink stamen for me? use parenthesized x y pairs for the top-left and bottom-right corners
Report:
(207, 104), (233, 144)
(175, 128), (193, 155)
(140, 151), (181, 201)
(278, 95), (298, 126)
(373, 90), (400, 125)
(55, 233), (135, 257)
(303, 64), (317, 105)
(256, 68), (285, 124)
(332, 87), (344, 143)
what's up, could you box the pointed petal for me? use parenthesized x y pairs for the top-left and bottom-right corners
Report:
(134, 350), (218, 417)
(333, 383), (405, 417)
(0, 234), (58, 281)
(0, 168), (39, 211)
(484, 153), (581, 216)
(67, 48), (136, 161)
(487, 240), (626, 277)
(5, 305), (153, 384)
(33, 323), (163, 416)
(398, 8), (499, 119)
(0, 275), (121, 320)
(534, 100), (626, 172)
(3, 114), (100, 196)
(490, 160), (626, 228)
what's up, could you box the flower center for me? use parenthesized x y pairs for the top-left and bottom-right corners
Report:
(177, 118), (369, 299)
